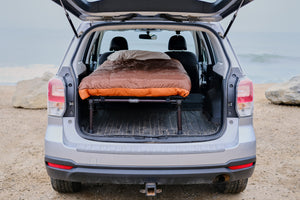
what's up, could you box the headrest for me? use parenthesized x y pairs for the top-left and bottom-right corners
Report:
(109, 36), (128, 51)
(168, 35), (187, 50)
(107, 50), (170, 61)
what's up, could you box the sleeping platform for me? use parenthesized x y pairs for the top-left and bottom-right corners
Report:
(78, 51), (191, 134)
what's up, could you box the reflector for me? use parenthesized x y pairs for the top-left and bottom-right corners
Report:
(228, 162), (253, 170)
(47, 162), (73, 170)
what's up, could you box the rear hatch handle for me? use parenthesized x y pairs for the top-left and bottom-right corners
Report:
(220, 0), (245, 39)
(59, 0), (79, 38)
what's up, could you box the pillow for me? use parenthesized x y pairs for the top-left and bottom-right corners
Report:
(107, 50), (170, 61)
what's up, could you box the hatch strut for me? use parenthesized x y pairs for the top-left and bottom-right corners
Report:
(59, 0), (79, 38)
(220, 0), (245, 39)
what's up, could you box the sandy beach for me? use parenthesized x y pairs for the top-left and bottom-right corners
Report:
(0, 84), (299, 200)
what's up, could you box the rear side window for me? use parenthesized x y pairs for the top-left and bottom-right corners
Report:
(99, 30), (196, 54)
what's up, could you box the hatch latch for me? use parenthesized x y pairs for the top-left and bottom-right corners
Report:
(59, 0), (79, 38)
(220, 0), (245, 39)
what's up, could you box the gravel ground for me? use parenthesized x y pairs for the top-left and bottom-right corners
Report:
(0, 84), (299, 200)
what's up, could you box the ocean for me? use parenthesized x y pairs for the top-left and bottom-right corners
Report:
(229, 32), (300, 83)
(0, 29), (299, 85)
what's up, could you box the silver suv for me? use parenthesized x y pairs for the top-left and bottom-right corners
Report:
(45, 0), (256, 196)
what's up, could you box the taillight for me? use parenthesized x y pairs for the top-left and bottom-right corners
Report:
(236, 78), (253, 117)
(48, 77), (66, 116)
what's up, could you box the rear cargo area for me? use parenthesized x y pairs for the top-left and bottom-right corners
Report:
(75, 28), (225, 140)
(78, 94), (221, 138)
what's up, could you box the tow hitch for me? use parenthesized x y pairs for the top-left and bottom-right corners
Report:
(140, 183), (162, 197)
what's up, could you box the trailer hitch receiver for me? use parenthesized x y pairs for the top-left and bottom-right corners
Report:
(140, 183), (162, 197)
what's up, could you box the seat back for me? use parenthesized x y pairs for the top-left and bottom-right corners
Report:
(109, 36), (128, 51)
(99, 36), (129, 65)
(165, 35), (200, 93)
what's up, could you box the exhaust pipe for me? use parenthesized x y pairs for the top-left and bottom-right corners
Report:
(214, 174), (230, 184)
(140, 183), (162, 197)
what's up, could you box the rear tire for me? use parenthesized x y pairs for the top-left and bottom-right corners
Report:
(215, 178), (248, 194)
(51, 178), (81, 193)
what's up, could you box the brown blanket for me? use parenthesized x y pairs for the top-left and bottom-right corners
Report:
(78, 59), (191, 100)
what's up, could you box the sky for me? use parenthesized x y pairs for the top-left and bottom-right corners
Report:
(0, 0), (299, 33)
(222, 0), (300, 33)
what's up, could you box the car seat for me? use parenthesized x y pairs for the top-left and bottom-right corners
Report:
(99, 36), (129, 65)
(165, 35), (200, 93)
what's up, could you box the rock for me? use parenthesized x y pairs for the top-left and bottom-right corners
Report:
(12, 72), (54, 109)
(265, 75), (300, 105)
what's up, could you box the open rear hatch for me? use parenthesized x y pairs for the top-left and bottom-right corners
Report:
(52, 0), (252, 21)
(51, 0), (253, 141)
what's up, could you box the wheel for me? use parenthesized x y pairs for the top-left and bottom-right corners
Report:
(51, 178), (81, 193)
(215, 178), (248, 194)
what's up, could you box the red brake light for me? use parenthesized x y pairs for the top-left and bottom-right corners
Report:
(48, 78), (65, 103)
(228, 162), (254, 170)
(47, 162), (73, 170)
(47, 77), (66, 116)
(237, 78), (253, 103)
(236, 78), (253, 117)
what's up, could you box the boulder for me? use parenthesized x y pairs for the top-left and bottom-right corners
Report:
(265, 75), (300, 105)
(12, 72), (54, 109)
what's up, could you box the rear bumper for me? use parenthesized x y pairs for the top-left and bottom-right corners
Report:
(45, 156), (255, 184)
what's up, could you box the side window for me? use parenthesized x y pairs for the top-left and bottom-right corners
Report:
(203, 33), (216, 65)
(198, 32), (215, 66)
(197, 32), (216, 85)
(89, 43), (97, 70)
(200, 39), (209, 64)
(85, 32), (101, 72)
